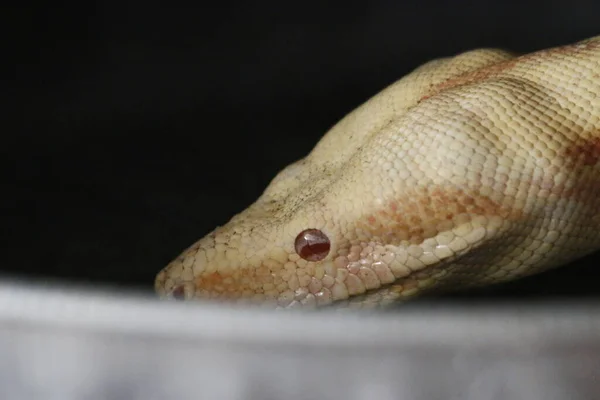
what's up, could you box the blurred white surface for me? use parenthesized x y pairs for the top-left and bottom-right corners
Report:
(0, 282), (598, 400)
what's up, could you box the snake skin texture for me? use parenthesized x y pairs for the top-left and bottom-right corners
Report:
(155, 36), (600, 309)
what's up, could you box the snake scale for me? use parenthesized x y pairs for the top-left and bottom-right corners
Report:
(155, 35), (600, 309)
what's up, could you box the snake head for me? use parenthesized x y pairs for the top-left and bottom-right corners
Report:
(154, 97), (519, 309)
(154, 152), (515, 309)
(153, 155), (386, 308)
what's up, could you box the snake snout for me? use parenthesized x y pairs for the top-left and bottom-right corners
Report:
(154, 268), (195, 301)
(167, 282), (194, 301)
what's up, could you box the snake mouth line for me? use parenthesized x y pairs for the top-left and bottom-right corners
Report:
(155, 250), (459, 310)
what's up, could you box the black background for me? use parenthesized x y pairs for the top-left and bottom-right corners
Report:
(4, 1), (600, 300)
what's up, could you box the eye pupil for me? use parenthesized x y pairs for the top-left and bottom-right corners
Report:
(295, 229), (330, 261)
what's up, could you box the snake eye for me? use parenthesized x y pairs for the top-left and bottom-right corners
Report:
(294, 229), (330, 261)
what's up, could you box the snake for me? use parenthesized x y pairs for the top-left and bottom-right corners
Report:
(155, 35), (600, 309)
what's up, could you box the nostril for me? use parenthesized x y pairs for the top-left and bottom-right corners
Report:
(171, 284), (186, 301)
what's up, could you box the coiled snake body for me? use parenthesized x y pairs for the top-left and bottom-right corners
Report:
(155, 36), (600, 309)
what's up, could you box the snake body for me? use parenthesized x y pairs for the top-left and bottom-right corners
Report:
(155, 36), (600, 308)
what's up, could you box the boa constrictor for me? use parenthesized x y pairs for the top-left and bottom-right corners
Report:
(155, 35), (600, 309)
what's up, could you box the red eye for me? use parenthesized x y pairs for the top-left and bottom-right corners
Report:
(295, 229), (330, 261)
